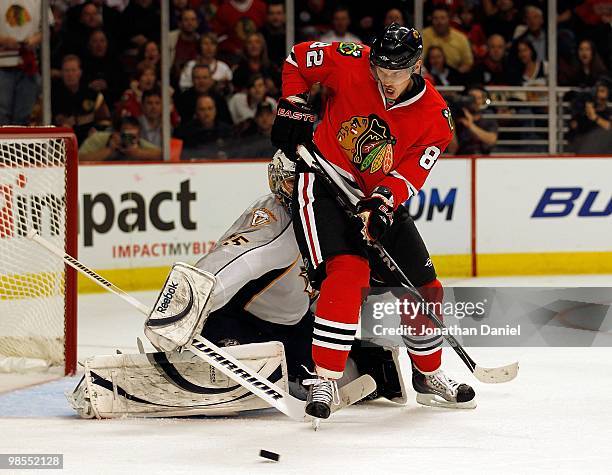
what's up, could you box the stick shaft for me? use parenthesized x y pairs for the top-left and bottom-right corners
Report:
(27, 230), (149, 315)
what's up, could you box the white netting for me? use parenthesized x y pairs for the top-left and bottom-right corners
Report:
(0, 137), (70, 369)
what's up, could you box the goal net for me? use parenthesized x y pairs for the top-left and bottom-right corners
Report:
(0, 127), (78, 375)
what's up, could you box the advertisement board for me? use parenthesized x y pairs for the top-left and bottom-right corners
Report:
(74, 156), (612, 291)
(79, 162), (270, 290)
(476, 158), (612, 274)
(78, 159), (472, 290)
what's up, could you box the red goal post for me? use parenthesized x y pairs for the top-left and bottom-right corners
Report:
(0, 127), (78, 375)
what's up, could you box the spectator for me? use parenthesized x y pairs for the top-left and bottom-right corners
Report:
(179, 33), (232, 92)
(570, 79), (612, 137)
(422, 6), (473, 73)
(0, 0), (42, 125)
(262, 1), (286, 68)
(574, 0), (612, 66)
(296, 0), (332, 41)
(212, 0), (266, 62)
(120, 0), (160, 53)
(228, 73), (277, 127)
(512, 6), (546, 62)
(453, 6), (487, 60)
(62, 2), (105, 59)
(230, 102), (276, 157)
(319, 6), (361, 43)
(52, 54), (111, 143)
(79, 116), (161, 162)
(175, 64), (231, 124)
(64, 0), (121, 46)
(138, 88), (162, 147)
(447, 86), (498, 155)
(560, 39), (609, 87)
(515, 39), (548, 88)
(170, 0), (189, 31)
(137, 40), (161, 74)
(482, 0), (520, 43)
(116, 64), (156, 118)
(423, 46), (464, 86)
(170, 8), (200, 83)
(469, 34), (513, 85)
(384, 8), (405, 27)
(174, 94), (233, 154)
(81, 29), (125, 106)
(232, 32), (279, 94)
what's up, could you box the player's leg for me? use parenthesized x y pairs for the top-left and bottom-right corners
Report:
(372, 205), (476, 408)
(292, 163), (370, 418)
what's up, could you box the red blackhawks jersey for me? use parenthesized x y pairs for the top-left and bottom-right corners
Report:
(282, 41), (454, 207)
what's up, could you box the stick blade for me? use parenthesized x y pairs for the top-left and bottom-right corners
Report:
(473, 361), (519, 384)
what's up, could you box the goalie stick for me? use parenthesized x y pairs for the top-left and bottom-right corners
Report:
(27, 230), (375, 421)
(296, 144), (518, 384)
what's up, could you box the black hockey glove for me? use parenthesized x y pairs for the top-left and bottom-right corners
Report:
(356, 186), (394, 242)
(271, 94), (316, 162)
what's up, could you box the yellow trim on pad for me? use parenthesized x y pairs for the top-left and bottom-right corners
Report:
(478, 251), (612, 276)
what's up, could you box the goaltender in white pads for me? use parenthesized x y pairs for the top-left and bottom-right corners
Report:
(69, 151), (377, 418)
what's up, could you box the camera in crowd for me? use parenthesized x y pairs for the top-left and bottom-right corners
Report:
(120, 131), (137, 148)
(570, 77), (612, 112)
(448, 85), (491, 120)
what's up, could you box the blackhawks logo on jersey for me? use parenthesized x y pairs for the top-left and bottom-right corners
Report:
(337, 42), (363, 58)
(337, 114), (396, 174)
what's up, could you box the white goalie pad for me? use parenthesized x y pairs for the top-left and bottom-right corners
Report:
(144, 263), (216, 351)
(67, 342), (288, 419)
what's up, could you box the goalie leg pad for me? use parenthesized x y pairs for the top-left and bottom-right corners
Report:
(144, 263), (216, 351)
(67, 342), (288, 419)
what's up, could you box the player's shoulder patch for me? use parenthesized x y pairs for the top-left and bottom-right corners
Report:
(250, 208), (277, 227)
(441, 107), (455, 132)
(336, 42), (364, 58)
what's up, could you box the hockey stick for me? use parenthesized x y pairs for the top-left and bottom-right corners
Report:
(28, 230), (377, 420)
(27, 229), (306, 420)
(296, 144), (518, 384)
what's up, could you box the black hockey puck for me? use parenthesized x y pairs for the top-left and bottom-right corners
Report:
(259, 449), (280, 462)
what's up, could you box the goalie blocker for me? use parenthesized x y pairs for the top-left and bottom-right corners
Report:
(144, 263), (216, 351)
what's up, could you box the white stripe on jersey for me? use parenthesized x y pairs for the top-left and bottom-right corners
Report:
(314, 316), (358, 331)
(285, 49), (298, 67)
(312, 339), (354, 352)
(390, 170), (418, 199)
(407, 346), (443, 356)
(312, 328), (355, 341)
(297, 173), (323, 268)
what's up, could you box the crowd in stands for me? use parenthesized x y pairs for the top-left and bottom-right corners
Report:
(0, 0), (610, 158)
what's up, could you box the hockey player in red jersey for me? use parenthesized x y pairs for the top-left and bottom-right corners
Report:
(272, 24), (476, 419)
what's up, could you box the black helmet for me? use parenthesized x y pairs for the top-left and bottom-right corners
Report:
(370, 23), (423, 70)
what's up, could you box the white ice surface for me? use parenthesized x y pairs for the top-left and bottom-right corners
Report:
(1, 275), (611, 474)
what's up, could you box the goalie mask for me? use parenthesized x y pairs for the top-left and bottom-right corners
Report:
(268, 150), (296, 212)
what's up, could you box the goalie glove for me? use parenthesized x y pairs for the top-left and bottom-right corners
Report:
(356, 186), (394, 242)
(271, 93), (316, 162)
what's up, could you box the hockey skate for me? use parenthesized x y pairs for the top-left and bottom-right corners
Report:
(303, 372), (340, 428)
(412, 366), (476, 409)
